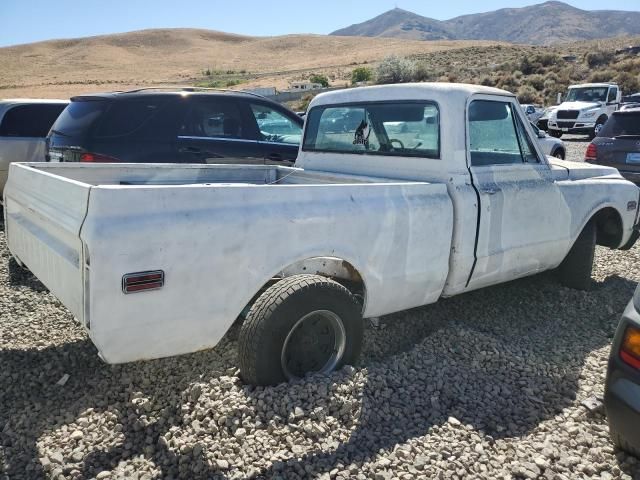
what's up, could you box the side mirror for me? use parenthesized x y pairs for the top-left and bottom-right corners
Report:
(537, 130), (546, 139)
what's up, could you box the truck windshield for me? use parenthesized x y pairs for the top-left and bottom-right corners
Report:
(565, 87), (608, 103)
(303, 101), (439, 159)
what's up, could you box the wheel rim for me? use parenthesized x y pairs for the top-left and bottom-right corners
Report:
(280, 310), (346, 380)
(594, 123), (603, 135)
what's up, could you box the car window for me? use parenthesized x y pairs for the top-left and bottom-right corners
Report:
(608, 87), (618, 103)
(0, 103), (67, 138)
(180, 100), (245, 139)
(600, 113), (640, 137)
(94, 99), (167, 137)
(303, 102), (439, 158)
(469, 100), (530, 166)
(249, 103), (301, 145)
(51, 100), (107, 137)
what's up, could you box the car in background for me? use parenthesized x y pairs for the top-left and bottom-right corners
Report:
(521, 104), (543, 123)
(47, 88), (303, 167)
(530, 121), (565, 159)
(585, 109), (640, 184)
(536, 105), (558, 131)
(605, 285), (640, 458)
(0, 99), (68, 199)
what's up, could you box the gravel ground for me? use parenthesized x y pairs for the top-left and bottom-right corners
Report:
(2, 147), (640, 480)
(562, 135), (590, 163)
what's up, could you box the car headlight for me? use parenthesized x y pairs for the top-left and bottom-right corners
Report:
(582, 110), (598, 118)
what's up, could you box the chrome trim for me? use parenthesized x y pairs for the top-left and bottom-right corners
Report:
(260, 141), (299, 147)
(177, 136), (259, 144)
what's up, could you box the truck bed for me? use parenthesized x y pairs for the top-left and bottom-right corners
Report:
(4, 162), (454, 363)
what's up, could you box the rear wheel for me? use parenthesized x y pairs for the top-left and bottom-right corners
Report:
(556, 221), (596, 290)
(238, 274), (363, 386)
(552, 148), (565, 160)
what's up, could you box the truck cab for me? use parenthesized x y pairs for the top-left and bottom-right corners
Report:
(548, 82), (621, 139)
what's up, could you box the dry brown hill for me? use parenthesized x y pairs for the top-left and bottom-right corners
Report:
(0, 28), (499, 98)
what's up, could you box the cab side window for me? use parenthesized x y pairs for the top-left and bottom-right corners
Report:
(180, 100), (244, 139)
(608, 87), (618, 103)
(469, 100), (538, 166)
(249, 103), (302, 145)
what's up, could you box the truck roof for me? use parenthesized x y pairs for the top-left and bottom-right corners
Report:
(310, 83), (514, 109)
(568, 83), (618, 88)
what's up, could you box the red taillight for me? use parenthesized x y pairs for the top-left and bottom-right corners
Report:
(620, 325), (640, 370)
(122, 271), (164, 294)
(585, 143), (597, 162)
(80, 152), (120, 163)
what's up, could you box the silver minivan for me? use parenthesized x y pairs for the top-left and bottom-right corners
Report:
(0, 99), (68, 200)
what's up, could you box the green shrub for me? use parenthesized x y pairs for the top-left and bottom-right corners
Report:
(412, 63), (432, 82)
(584, 50), (614, 68)
(351, 67), (373, 84)
(615, 72), (640, 93)
(309, 74), (329, 87)
(517, 85), (539, 104)
(525, 74), (545, 90)
(376, 55), (416, 84)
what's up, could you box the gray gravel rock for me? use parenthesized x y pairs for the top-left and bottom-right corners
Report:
(1, 175), (640, 479)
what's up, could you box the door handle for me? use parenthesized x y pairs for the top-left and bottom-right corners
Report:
(267, 153), (283, 161)
(481, 188), (500, 195)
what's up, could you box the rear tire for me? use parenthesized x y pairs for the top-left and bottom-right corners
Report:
(610, 426), (640, 458)
(238, 274), (363, 386)
(556, 221), (596, 290)
(549, 130), (563, 138)
(552, 148), (565, 160)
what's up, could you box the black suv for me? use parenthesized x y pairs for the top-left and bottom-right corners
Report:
(585, 108), (640, 184)
(47, 88), (304, 166)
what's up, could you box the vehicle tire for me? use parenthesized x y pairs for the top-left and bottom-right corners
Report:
(590, 116), (607, 140)
(556, 220), (596, 290)
(609, 425), (640, 458)
(552, 148), (565, 160)
(238, 274), (363, 386)
(549, 129), (563, 138)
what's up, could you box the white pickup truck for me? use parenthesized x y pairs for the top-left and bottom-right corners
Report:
(547, 82), (621, 139)
(4, 83), (640, 385)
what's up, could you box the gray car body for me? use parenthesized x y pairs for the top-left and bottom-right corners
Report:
(0, 99), (68, 199)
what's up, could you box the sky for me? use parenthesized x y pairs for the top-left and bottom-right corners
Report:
(1, 0), (639, 47)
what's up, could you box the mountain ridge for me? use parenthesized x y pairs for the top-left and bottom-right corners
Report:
(330, 1), (640, 45)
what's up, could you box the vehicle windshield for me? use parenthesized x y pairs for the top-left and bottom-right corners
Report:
(565, 87), (608, 103)
(599, 112), (640, 137)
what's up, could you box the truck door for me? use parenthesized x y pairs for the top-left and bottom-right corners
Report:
(466, 97), (572, 291)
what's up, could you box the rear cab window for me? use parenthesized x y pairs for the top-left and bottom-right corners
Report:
(303, 101), (440, 158)
(0, 103), (67, 138)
